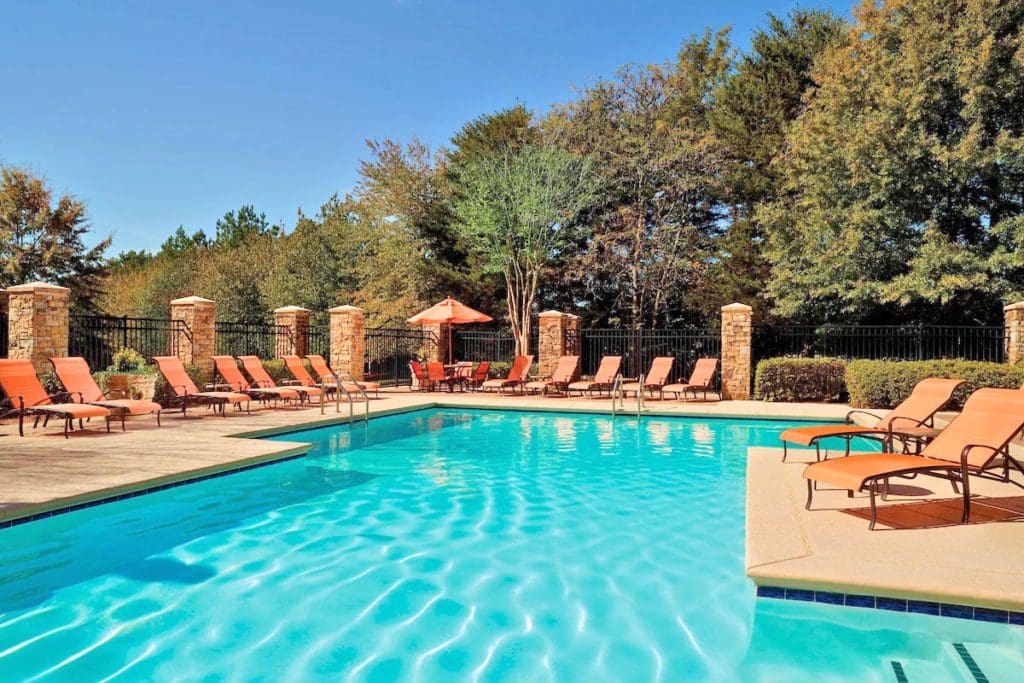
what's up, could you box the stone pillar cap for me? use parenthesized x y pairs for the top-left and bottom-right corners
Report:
(329, 305), (365, 313)
(274, 305), (311, 313)
(6, 281), (71, 293)
(171, 296), (215, 305)
(1004, 301), (1024, 312)
(538, 310), (568, 318)
(721, 302), (752, 312)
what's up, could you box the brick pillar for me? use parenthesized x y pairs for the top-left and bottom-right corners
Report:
(1005, 302), (1024, 365)
(330, 305), (365, 380)
(423, 323), (448, 363)
(721, 303), (753, 400)
(274, 306), (310, 357)
(170, 296), (216, 376)
(537, 310), (580, 379)
(5, 282), (70, 373)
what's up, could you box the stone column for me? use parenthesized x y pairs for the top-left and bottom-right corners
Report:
(274, 306), (310, 357)
(330, 305), (366, 380)
(537, 310), (580, 379)
(721, 303), (753, 401)
(1005, 302), (1024, 365)
(170, 296), (216, 376)
(423, 323), (448, 363)
(6, 282), (70, 373)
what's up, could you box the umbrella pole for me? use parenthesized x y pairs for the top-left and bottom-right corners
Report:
(448, 323), (453, 364)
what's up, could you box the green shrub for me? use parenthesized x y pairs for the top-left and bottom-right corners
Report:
(845, 359), (1024, 408)
(109, 347), (155, 375)
(754, 357), (847, 402)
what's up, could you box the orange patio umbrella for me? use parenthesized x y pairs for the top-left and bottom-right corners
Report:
(408, 297), (493, 364)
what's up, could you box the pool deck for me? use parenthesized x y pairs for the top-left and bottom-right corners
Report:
(746, 437), (1024, 613)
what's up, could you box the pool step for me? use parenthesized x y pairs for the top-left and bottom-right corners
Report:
(890, 641), (1024, 682)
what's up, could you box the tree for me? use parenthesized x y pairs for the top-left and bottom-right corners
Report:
(213, 205), (279, 248)
(0, 165), (109, 311)
(760, 0), (1024, 324)
(452, 144), (596, 354)
(546, 29), (732, 327)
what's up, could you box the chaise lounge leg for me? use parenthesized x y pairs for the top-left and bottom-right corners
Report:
(868, 480), (878, 530)
(960, 465), (971, 523)
(805, 478), (813, 510)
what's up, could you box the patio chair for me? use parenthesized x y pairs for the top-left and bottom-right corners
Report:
(239, 356), (322, 405)
(211, 356), (301, 406)
(803, 388), (1024, 529)
(663, 358), (719, 402)
(0, 358), (112, 437)
(409, 360), (433, 392)
(462, 362), (491, 392)
(779, 378), (965, 462)
(480, 355), (534, 394)
(525, 356), (580, 396)
(50, 356), (162, 430)
(621, 357), (675, 400)
(567, 356), (622, 397)
(306, 354), (380, 398)
(426, 361), (459, 392)
(153, 356), (251, 416)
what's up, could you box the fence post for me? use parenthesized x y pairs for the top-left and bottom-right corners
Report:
(0, 289), (9, 357)
(330, 305), (366, 380)
(721, 302), (753, 400)
(274, 306), (310, 357)
(170, 296), (216, 376)
(5, 282), (70, 373)
(1005, 301), (1024, 364)
(537, 311), (580, 380)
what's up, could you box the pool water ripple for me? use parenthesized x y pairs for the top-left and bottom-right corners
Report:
(1, 409), (1021, 681)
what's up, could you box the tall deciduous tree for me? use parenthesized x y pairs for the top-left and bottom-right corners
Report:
(0, 166), (109, 311)
(452, 144), (595, 354)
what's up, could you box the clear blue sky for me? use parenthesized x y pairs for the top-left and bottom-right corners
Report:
(0, 1), (843, 254)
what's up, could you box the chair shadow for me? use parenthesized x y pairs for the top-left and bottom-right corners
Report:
(842, 495), (1024, 530)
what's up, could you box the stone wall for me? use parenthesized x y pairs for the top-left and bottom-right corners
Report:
(6, 282), (70, 373)
(537, 311), (580, 379)
(330, 305), (366, 380)
(274, 306), (310, 357)
(1006, 302), (1024, 365)
(721, 303), (752, 400)
(170, 296), (216, 376)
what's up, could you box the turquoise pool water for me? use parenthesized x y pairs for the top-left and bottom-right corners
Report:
(0, 408), (1020, 681)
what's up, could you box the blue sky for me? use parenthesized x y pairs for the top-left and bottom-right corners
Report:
(0, 1), (843, 253)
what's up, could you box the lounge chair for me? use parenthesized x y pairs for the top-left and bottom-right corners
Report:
(306, 354), (380, 398)
(803, 388), (1024, 529)
(212, 355), (301, 405)
(462, 362), (491, 391)
(239, 356), (322, 405)
(567, 356), (622, 397)
(621, 357), (674, 399)
(153, 356), (251, 416)
(0, 358), (112, 437)
(426, 362), (460, 392)
(525, 356), (579, 395)
(779, 378), (965, 462)
(663, 358), (719, 402)
(50, 356), (162, 430)
(481, 355), (534, 394)
(409, 360), (432, 391)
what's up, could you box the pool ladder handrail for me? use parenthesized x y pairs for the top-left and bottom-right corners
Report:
(337, 371), (371, 424)
(611, 373), (623, 418)
(320, 374), (369, 424)
(636, 373), (645, 419)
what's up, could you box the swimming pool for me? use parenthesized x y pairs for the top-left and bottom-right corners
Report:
(0, 408), (1020, 680)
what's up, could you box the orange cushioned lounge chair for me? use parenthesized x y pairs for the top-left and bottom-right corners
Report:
(306, 354), (380, 398)
(804, 388), (1024, 529)
(51, 356), (162, 430)
(480, 355), (533, 394)
(663, 358), (719, 402)
(239, 356), (322, 405)
(409, 360), (432, 392)
(153, 356), (251, 416)
(0, 358), (111, 437)
(567, 356), (622, 397)
(779, 377), (965, 462)
(462, 362), (491, 392)
(525, 355), (579, 396)
(621, 356), (674, 400)
(211, 355), (300, 406)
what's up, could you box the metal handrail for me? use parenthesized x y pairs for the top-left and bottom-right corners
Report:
(322, 375), (354, 417)
(637, 373), (645, 419)
(337, 372), (371, 424)
(611, 374), (621, 418)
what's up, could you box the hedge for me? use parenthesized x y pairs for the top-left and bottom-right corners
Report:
(844, 359), (1024, 409)
(754, 357), (847, 402)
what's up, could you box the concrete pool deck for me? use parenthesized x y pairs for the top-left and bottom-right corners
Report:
(746, 441), (1024, 613)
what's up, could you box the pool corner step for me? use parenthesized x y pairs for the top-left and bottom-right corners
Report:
(889, 657), (955, 682)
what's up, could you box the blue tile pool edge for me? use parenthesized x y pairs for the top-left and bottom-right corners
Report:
(757, 586), (1024, 626)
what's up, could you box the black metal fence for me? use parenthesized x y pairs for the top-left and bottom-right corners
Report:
(365, 327), (437, 386)
(453, 329), (517, 362)
(0, 311), (8, 358)
(578, 328), (722, 384)
(306, 325), (330, 358)
(753, 325), (1006, 364)
(214, 321), (291, 359)
(68, 315), (186, 370)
